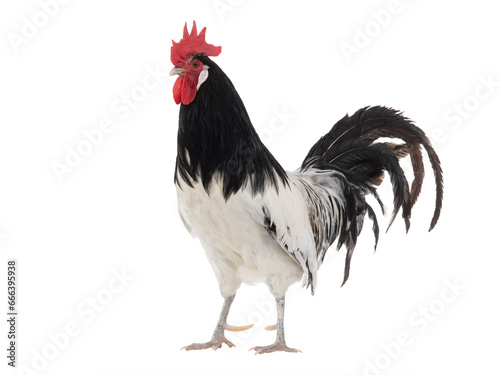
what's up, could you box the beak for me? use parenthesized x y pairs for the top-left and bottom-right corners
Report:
(169, 66), (186, 76)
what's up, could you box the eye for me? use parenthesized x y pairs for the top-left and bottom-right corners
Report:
(192, 61), (200, 68)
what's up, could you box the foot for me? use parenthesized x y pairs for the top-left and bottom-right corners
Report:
(181, 322), (254, 351)
(181, 333), (235, 351)
(249, 342), (302, 354)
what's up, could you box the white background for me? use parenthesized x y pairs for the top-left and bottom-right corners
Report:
(1, 1), (499, 374)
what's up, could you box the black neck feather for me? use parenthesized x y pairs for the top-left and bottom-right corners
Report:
(175, 55), (288, 199)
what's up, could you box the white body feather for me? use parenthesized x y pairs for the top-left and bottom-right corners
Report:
(176, 170), (348, 298)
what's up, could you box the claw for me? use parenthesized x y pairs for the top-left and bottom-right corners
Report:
(224, 323), (254, 332)
(264, 324), (276, 331)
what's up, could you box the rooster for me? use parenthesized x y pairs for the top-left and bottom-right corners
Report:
(170, 22), (443, 354)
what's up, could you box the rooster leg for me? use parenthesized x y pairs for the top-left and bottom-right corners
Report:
(181, 294), (254, 351)
(249, 296), (302, 354)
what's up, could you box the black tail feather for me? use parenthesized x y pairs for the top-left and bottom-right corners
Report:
(302, 106), (443, 285)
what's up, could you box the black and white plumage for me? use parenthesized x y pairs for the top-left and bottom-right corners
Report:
(172, 53), (443, 353)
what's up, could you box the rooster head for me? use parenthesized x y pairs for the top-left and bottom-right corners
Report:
(169, 21), (221, 105)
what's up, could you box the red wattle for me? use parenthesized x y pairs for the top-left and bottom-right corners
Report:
(173, 76), (183, 104)
(172, 76), (197, 105)
(181, 76), (197, 105)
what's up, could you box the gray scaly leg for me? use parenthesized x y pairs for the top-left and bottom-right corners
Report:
(249, 296), (302, 354)
(181, 294), (253, 351)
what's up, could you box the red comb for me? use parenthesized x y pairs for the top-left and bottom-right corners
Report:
(171, 21), (221, 66)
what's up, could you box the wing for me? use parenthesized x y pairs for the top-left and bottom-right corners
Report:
(289, 169), (354, 265)
(295, 168), (381, 286)
(245, 170), (353, 294)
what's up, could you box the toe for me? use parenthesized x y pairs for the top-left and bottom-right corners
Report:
(249, 342), (302, 354)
